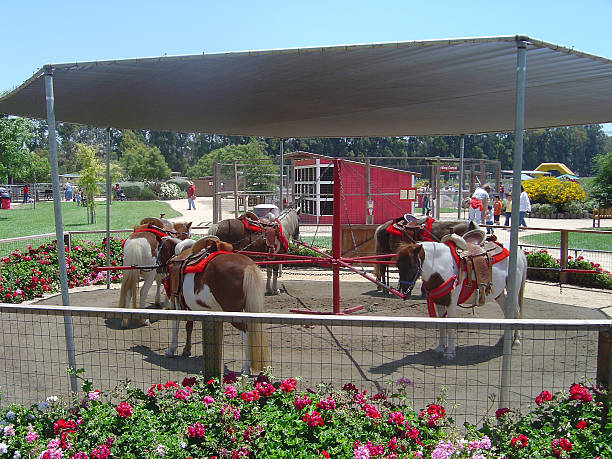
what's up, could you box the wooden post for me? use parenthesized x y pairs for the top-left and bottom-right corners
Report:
(202, 320), (223, 380)
(479, 159), (486, 186)
(290, 160), (296, 208)
(597, 329), (612, 405)
(559, 230), (569, 284)
(213, 162), (219, 224)
(469, 164), (476, 195)
(495, 163), (501, 195)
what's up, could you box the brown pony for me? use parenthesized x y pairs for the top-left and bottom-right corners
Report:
(118, 219), (192, 328)
(165, 236), (269, 374)
(208, 207), (300, 295)
(373, 216), (478, 291)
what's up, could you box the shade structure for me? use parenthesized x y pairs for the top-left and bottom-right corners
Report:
(1, 35), (612, 137)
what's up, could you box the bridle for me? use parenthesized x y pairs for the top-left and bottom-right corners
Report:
(398, 256), (422, 295)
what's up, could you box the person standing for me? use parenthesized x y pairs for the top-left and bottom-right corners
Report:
(503, 193), (512, 226)
(23, 184), (29, 203)
(187, 181), (197, 210)
(519, 186), (531, 228)
(499, 183), (505, 200)
(493, 195), (502, 226)
(421, 182), (432, 216)
(64, 182), (72, 201)
(468, 183), (491, 225)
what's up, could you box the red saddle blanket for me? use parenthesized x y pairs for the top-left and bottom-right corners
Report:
(121, 228), (169, 248)
(240, 217), (289, 252)
(386, 217), (434, 242)
(184, 250), (233, 274)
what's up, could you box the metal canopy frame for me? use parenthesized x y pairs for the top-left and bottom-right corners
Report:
(2, 35), (611, 405)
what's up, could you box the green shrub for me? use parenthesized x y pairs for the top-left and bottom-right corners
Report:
(538, 203), (555, 216)
(168, 178), (190, 191)
(158, 182), (182, 199)
(567, 257), (612, 289)
(525, 250), (559, 282)
(530, 203), (542, 215)
(139, 186), (157, 200)
(562, 201), (584, 214)
(119, 181), (145, 199)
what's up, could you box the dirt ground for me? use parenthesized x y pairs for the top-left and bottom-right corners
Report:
(11, 277), (605, 425)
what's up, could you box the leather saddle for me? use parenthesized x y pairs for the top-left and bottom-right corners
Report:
(442, 230), (505, 306)
(392, 214), (431, 242)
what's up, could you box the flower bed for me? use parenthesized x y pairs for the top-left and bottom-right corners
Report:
(525, 250), (612, 289)
(0, 371), (609, 458)
(0, 238), (124, 303)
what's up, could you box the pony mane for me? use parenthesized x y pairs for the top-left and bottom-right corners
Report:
(396, 242), (420, 257)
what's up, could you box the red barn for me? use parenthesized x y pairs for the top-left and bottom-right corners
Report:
(289, 152), (418, 225)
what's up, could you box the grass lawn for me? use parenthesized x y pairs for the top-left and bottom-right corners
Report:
(414, 207), (458, 214)
(520, 228), (612, 251)
(0, 200), (181, 240)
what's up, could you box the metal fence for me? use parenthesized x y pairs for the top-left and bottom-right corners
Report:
(0, 303), (609, 428)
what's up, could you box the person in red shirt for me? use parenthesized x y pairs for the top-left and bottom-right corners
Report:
(187, 182), (196, 210)
(493, 195), (502, 226)
(23, 185), (29, 203)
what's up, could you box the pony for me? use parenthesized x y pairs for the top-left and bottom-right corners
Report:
(208, 207), (300, 295)
(373, 216), (478, 292)
(164, 236), (270, 374)
(118, 218), (192, 328)
(395, 238), (526, 361)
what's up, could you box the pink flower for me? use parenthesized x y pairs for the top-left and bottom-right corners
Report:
(302, 411), (324, 427)
(202, 396), (215, 405)
(174, 387), (193, 400)
(535, 390), (552, 406)
(362, 404), (381, 419)
(387, 411), (405, 426)
(255, 381), (276, 397)
(224, 385), (237, 399)
(88, 390), (101, 401)
(26, 427), (39, 443)
(293, 395), (313, 410)
(315, 397), (336, 411)
(187, 422), (205, 439)
(90, 444), (111, 459)
(280, 378), (297, 392)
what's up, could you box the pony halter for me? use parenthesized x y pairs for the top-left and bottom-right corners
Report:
(398, 256), (422, 294)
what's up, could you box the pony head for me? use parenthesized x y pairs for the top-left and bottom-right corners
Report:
(173, 222), (192, 240)
(395, 243), (424, 299)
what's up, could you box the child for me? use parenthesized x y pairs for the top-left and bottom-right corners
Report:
(485, 205), (494, 234)
(493, 195), (502, 226)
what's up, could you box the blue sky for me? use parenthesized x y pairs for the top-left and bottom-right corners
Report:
(3, 0), (612, 132)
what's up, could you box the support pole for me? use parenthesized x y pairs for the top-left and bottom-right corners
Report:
(365, 157), (373, 224)
(279, 138), (284, 211)
(202, 320), (223, 380)
(332, 159), (341, 314)
(44, 66), (78, 395)
(213, 162), (220, 223)
(105, 128), (111, 289)
(500, 38), (527, 410)
(457, 135), (465, 219)
(233, 160), (239, 218)
(559, 230), (569, 284)
(435, 157), (441, 219)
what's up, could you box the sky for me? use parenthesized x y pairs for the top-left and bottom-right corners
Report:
(2, 0), (612, 132)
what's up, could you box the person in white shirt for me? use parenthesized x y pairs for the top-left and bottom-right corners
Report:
(519, 186), (531, 227)
(468, 183), (491, 225)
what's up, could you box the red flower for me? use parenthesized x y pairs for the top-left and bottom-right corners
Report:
(90, 444), (111, 459)
(223, 371), (238, 384)
(319, 450), (330, 458)
(182, 377), (197, 387)
(280, 378), (297, 392)
(569, 383), (592, 403)
(510, 434), (528, 448)
(342, 382), (358, 392)
(495, 407), (510, 418)
(53, 419), (77, 434)
(255, 381), (276, 397)
(163, 380), (178, 389)
(115, 402), (133, 418)
(315, 397), (336, 411)
(293, 395), (313, 410)
(535, 390), (552, 406)
(362, 404), (381, 419)
(302, 410), (324, 427)
(576, 419), (587, 430)
(239, 390), (259, 402)
(187, 422), (205, 439)
(551, 438), (572, 456)
(387, 411), (405, 426)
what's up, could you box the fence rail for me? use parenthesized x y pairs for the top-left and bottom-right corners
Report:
(0, 303), (610, 427)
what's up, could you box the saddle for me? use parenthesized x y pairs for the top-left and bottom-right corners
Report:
(442, 230), (506, 306)
(389, 214), (435, 242)
(238, 213), (288, 252)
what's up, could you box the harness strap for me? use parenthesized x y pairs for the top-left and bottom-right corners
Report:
(422, 217), (435, 242)
(423, 275), (456, 318)
(274, 218), (289, 252)
(122, 228), (170, 248)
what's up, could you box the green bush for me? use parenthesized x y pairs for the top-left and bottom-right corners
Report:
(538, 203), (555, 216)
(562, 201), (584, 214)
(525, 250), (559, 282)
(139, 186), (157, 200)
(525, 250), (612, 289)
(530, 203), (542, 215)
(168, 178), (190, 191)
(119, 181), (145, 199)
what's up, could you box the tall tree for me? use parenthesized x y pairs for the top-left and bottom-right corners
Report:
(0, 116), (35, 184)
(120, 130), (171, 181)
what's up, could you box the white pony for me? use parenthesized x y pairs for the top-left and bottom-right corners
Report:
(395, 239), (527, 360)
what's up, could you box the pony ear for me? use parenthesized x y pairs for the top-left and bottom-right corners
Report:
(218, 241), (233, 252)
(187, 222), (192, 229)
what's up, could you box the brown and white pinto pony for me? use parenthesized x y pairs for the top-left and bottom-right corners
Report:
(395, 241), (526, 361)
(373, 217), (478, 291)
(118, 218), (192, 328)
(165, 237), (269, 374)
(208, 207), (300, 295)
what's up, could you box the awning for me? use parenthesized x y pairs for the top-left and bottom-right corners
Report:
(1, 35), (612, 137)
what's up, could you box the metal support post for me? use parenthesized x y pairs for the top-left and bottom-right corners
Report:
(44, 66), (78, 395)
(435, 157), (441, 219)
(332, 159), (341, 314)
(279, 138), (284, 211)
(213, 162), (220, 223)
(457, 135), (465, 219)
(233, 160), (239, 218)
(500, 38), (527, 410)
(105, 128), (111, 289)
(365, 157), (373, 224)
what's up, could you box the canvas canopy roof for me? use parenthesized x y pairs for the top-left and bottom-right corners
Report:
(1, 35), (612, 137)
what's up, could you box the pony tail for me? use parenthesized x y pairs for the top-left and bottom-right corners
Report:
(119, 239), (148, 309)
(242, 264), (269, 373)
(373, 224), (385, 280)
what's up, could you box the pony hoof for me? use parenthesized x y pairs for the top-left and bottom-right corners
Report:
(165, 349), (176, 358)
(512, 340), (522, 350)
(442, 352), (456, 361)
(181, 349), (191, 357)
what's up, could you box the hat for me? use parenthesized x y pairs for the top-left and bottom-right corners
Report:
(482, 183), (492, 191)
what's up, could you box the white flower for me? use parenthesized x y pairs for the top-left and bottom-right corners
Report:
(179, 441), (186, 449)
(0, 443), (7, 455)
(37, 402), (49, 412)
(156, 444), (167, 457)
(46, 396), (58, 403)
(13, 452), (21, 459)
(4, 412), (14, 422)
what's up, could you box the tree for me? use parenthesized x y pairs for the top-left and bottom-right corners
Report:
(120, 130), (171, 181)
(0, 116), (35, 183)
(76, 143), (104, 223)
(187, 139), (276, 191)
(592, 152), (612, 207)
